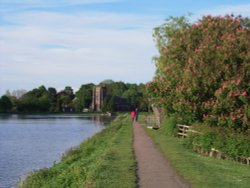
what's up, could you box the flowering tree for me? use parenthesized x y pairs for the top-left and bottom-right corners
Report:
(147, 15), (250, 130)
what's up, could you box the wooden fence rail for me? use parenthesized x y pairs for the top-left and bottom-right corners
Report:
(177, 124), (201, 138)
(176, 124), (190, 138)
(176, 124), (250, 165)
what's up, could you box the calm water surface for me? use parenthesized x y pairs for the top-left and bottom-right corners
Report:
(0, 114), (113, 188)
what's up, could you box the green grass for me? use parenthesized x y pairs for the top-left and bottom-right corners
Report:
(144, 116), (250, 188)
(84, 115), (136, 188)
(19, 114), (250, 188)
(19, 114), (136, 188)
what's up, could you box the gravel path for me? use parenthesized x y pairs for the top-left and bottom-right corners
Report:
(133, 122), (191, 188)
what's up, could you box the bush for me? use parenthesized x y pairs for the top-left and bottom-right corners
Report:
(161, 117), (178, 136)
(184, 124), (250, 160)
(147, 15), (250, 131)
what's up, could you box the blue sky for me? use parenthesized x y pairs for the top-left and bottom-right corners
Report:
(1, 0), (250, 95)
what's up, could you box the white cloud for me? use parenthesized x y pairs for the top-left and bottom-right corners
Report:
(2, 1), (249, 95)
(0, 10), (159, 95)
(0, 0), (122, 16)
(0, 0), (120, 5)
(195, 3), (250, 19)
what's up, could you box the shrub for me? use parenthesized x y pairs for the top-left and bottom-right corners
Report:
(184, 124), (250, 160)
(160, 116), (178, 136)
(147, 15), (250, 131)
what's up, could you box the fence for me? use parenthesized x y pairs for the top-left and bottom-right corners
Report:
(176, 124), (250, 165)
(176, 124), (200, 138)
(176, 124), (189, 138)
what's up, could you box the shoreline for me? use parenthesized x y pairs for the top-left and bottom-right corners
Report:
(18, 114), (136, 188)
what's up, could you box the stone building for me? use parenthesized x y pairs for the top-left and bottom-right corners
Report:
(91, 85), (130, 112)
(91, 86), (107, 111)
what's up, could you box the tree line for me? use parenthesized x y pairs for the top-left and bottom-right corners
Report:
(0, 80), (149, 113)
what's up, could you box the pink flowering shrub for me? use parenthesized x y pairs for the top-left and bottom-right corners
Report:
(147, 15), (250, 131)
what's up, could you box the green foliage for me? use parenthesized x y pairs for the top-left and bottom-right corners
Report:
(0, 95), (13, 113)
(19, 115), (136, 188)
(153, 15), (190, 56)
(99, 79), (115, 85)
(17, 86), (52, 112)
(105, 81), (128, 97)
(184, 124), (250, 159)
(72, 98), (81, 112)
(3, 81), (149, 113)
(102, 96), (116, 112)
(160, 116), (178, 136)
(100, 81), (149, 112)
(48, 87), (57, 112)
(147, 15), (250, 130)
(75, 83), (94, 112)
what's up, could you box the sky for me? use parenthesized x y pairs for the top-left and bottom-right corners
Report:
(1, 0), (250, 95)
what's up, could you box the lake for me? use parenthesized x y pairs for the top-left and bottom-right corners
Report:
(0, 114), (113, 188)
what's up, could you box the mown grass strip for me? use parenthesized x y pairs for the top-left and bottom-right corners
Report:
(83, 115), (136, 188)
(144, 117), (250, 188)
(19, 114), (136, 188)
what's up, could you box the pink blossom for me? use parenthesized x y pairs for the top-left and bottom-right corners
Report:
(231, 80), (236, 84)
(237, 76), (241, 85)
(222, 82), (228, 89)
(215, 88), (222, 95)
(234, 92), (240, 97)
(241, 91), (247, 96)
(232, 116), (236, 121)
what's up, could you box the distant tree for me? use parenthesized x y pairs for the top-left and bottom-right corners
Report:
(18, 94), (39, 112)
(38, 95), (51, 111)
(72, 98), (81, 112)
(0, 95), (13, 113)
(100, 79), (114, 85)
(48, 87), (57, 96)
(10, 82), (149, 113)
(56, 86), (75, 112)
(48, 87), (57, 112)
(17, 85), (51, 112)
(64, 86), (74, 98)
(102, 96), (115, 112)
(97, 81), (149, 111)
(105, 82), (127, 96)
(122, 84), (139, 106)
(137, 84), (149, 111)
(12, 89), (27, 99)
(75, 83), (94, 111)
(5, 90), (11, 96)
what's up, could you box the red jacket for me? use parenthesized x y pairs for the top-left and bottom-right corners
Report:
(131, 111), (135, 118)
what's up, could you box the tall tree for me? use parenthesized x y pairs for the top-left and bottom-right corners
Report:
(0, 95), (13, 112)
(17, 85), (51, 112)
(56, 86), (75, 112)
(11, 89), (27, 99)
(75, 84), (94, 111)
(147, 15), (250, 130)
(48, 87), (57, 112)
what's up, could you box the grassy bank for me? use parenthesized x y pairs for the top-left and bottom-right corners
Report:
(19, 113), (249, 188)
(143, 116), (250, 188)
(19, 114), (136, 188)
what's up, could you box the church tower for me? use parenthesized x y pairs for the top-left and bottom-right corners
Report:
(91, 86), (107, 111)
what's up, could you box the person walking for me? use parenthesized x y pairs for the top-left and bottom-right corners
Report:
(131, 110), (135, 122)
(135, 108), (139, 122)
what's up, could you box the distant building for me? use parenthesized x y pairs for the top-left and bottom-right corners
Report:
(91, 86), (107, 111)
(91, 85), (129, 112)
